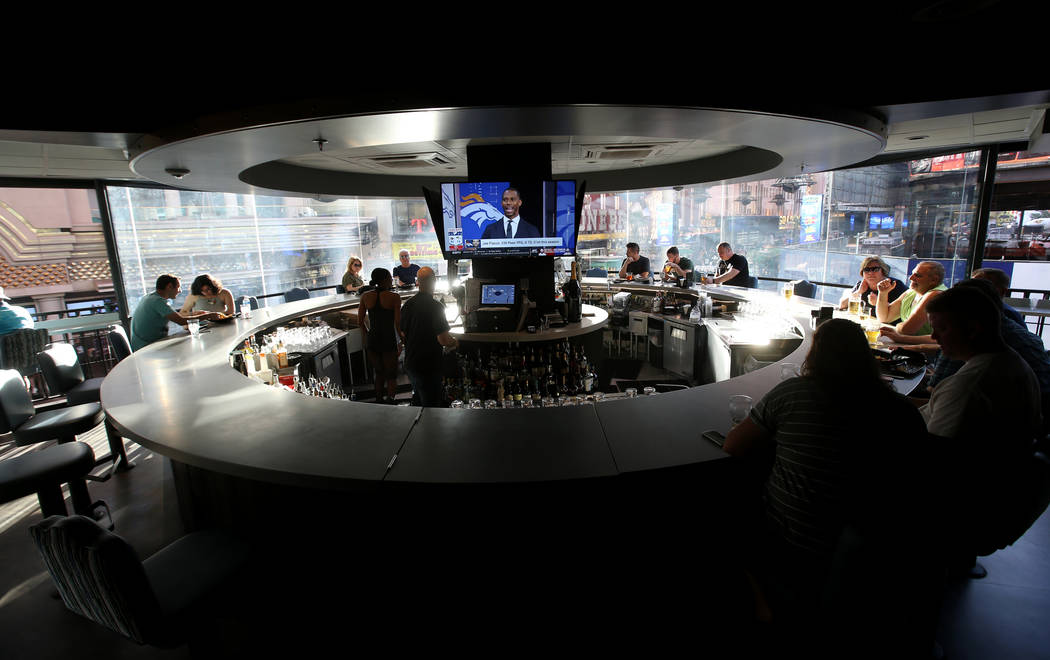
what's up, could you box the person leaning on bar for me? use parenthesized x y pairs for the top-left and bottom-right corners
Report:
(662, 246), (693, 283)
(130, 274), (224, 352)
(723, 318), (936, 652)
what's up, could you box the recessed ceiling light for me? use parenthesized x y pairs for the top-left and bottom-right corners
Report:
(907, 135), (930, 141)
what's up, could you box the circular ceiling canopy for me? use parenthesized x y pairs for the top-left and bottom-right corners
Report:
(130, 104), (886, 198)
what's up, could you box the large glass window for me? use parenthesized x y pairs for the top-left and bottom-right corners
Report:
(106, 186), (442, 312)
(579, 150), (983, 303)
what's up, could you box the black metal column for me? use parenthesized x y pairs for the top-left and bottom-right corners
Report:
(966, 146), (999, 276)
(94, 182), (131, 331)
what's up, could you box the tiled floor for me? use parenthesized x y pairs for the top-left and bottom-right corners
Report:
(2, 422), (1049, 658)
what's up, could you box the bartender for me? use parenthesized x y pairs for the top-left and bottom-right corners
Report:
(618, 242), (651, 280)
(662, 246), (693, 284)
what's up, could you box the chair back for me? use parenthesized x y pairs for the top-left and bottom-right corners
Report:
(585, 267), (607, 278)
(30, 515), (168, 646)
(284, 287), (310, 303)
(745, 276), (758, 289)
(793, 279), (818, 299)
(38, 343), (86, 396)
(0, 328), (50, 376)
(0, 368), (34, 433)
(108, 325), (132, 362)
(336, 284), (347, 294)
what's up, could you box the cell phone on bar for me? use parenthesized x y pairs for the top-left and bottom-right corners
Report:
(702, 430), (726, 449)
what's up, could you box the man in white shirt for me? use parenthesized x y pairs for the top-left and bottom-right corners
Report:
(921, 286), (1041, 440)
(480, 188), (541, 239)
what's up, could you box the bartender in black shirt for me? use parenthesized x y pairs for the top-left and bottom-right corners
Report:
(618, 242), (651, 281)
(712, 242), (750, 287)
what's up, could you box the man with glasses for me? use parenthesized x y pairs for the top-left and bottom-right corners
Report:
(876, 261), (946, 336)
(393, 250), (421, 287)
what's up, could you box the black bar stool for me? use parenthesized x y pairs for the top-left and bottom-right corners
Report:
(0, 442), (109, 525)
(37, 344), (134, 477)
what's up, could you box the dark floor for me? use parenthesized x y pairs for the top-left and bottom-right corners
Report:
(2, 421), (1049, 657)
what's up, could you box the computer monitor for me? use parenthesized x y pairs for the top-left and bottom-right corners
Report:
(480, 283), (516, 306)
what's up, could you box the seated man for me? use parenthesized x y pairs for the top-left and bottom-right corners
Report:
(130, 274), (223, 352)
(618, 242), (650, 280)
(922, 286), (1042, 441)
(393, 250), (421, 287)
(661, 246), (693, 283)
(921, 286), (1043, 573)
(876, 261), (946, 335)
(0, 287), (34, 335)
(712, 242), (750, 287)
(971, 267), (1025, 325)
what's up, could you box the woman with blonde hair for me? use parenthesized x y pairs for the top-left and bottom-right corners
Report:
(342, 256), (365, 293)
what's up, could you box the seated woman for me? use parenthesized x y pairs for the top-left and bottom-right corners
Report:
(838, 256), (907, 319)
(341, 256), (365, 293)
(179, 274), (235, 317)
(724, 319), (934, 648)
(357, 268), (402, 404)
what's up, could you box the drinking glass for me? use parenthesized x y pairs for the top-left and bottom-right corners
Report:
(451, 400), (464, 408)
(779, 363), (799, 381)
(848, 292), (862, 315)
(865, 320), (882, 347)
(187, 319), (200, 337)
(729, 395), (753, 425)
(783, 283), (794, 300)
(468, 399), (482, 409)
(643, 386), (657, 396)
(625, 387), (638, 398)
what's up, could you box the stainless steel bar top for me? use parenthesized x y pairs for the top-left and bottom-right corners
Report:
(100, 287), (921, 488)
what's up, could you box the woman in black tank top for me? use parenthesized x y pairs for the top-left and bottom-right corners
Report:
(358, 268), (403, 403)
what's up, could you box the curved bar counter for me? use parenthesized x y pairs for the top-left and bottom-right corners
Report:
(101, 285), (918, 491)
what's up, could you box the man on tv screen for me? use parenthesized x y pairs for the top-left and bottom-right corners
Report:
(480, 188), (541, 240)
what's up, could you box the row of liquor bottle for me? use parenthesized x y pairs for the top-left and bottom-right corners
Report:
(443, 338), (598, 407)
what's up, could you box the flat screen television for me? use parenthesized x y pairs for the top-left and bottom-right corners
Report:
(869, 213), (894, 231)
(425, 180), (581, 259)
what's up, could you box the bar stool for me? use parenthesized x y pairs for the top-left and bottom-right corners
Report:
(0, 442), (105, 522)
(37, 344), (134, 477)
(0, 368), (105, 449)
(285, 287), (310, 303)
(38, 343), (105, 405)
(108, 324), (132, 362)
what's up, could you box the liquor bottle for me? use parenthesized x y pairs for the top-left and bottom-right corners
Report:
(277, 341), (289, 368)
(512, 373), (523, 404)
(563, 261), (582, 322)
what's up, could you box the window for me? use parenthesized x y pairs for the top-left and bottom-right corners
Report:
(106, 186), (443, 312)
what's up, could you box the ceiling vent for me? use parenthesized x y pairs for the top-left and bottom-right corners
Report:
(580, 143), (670, 162)
(353, 152), (454, 169)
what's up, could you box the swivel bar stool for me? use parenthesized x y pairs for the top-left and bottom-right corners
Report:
(108, 324), (132, 362)
(0, 442), (103, 522)
(37, 343), (133, 477)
